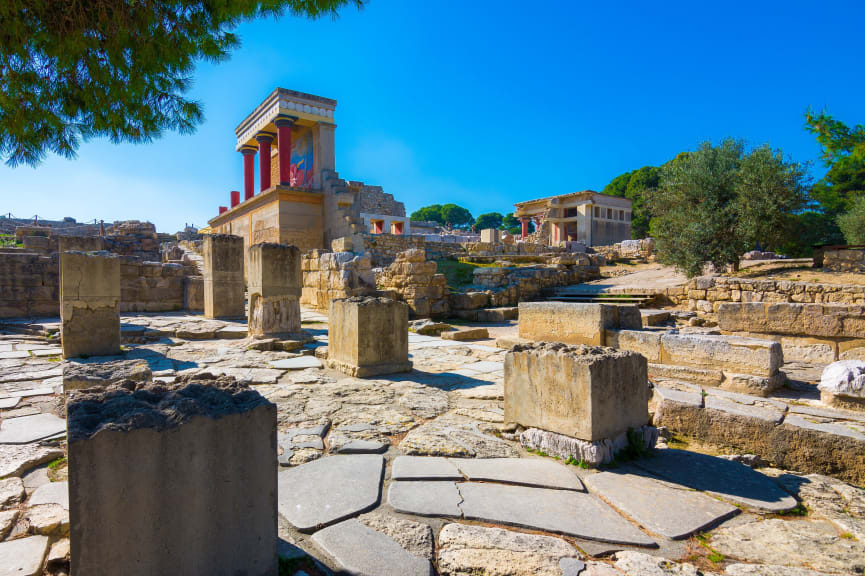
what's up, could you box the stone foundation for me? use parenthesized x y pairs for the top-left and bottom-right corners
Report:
(66, 375), (277, 576)
(300, 250), (376, 311)
(375, 249), (449, 318)
(518, 302), (641, 346)
(248, 243), (301, 337)
(519, 426), (658, 467)
(824, 247), (865, 273)
(326, 296), (412, 377)
(504, 342), (648, 441)
(203, 234), (245, 319)
(685, 276), (865, 314)
(60, 252), (121, 359)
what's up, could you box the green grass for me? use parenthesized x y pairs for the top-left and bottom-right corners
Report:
(47, 457), (66, 470)
(776, 503), (808, 517)
(840, 532), (857, 540)
(565, 456), (589, 469)
(695, 532), (726, 564)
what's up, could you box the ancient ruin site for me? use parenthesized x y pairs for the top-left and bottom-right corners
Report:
(2, 4), (865, 576)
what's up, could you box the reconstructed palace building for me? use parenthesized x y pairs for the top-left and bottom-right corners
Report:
(513, 190), (632, 247)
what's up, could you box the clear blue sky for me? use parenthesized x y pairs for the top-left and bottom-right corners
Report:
(2, 0), (863, 232)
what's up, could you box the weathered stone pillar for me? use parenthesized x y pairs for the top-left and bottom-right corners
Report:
(67, 375), (277, 576)
(326, 296), (412, 377)
(203, 234), (245, 319)
(257, 133), (274, 191)
(60, 251), (121, 359)
(248, 243), (302, 336)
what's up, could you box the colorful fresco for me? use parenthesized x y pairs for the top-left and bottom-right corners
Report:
(290, 127), (314, 188)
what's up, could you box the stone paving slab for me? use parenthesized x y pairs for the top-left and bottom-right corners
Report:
(0, 444), (65, 478)
(0, 414), (66, 444)
(458, 482), (656, 546)
(391, 456), (463, 481)
(332, 439), (387, 454)
(0, 397), (19, 409)
(270, 357), (323, 370)
(29, 481), (69, 510)
(388, 481), (463, 517)
(584, 470), (739, 539)
(704, 395), (785, 424)
(451, 457), (585, 491)
(653, 386), (703, 407)
(0, 535), (49, 576)
(311, 518), (433, 576)
(784, 413), (865, 441)
(634, 450), (798, 512)
(277, 454), (384, 532)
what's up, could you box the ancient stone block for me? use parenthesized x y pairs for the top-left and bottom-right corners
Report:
(480, 229), (501, 244)
(66, 375), (277, 576)
(518, 302), (641, 346)
(819, 360), (865, 411)
(60, 252), (121, 359)
(659, 333), (782, 378)
(326, 296), (412, 377)
(504, 342), (649, 441)
(247, 243), (302, 337)
(202, 234), (244, 319)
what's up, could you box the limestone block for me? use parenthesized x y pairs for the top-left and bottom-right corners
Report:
(819, 360), (865, 411)
(441, 327), (489, 341)
(718, 302), (865, 339)
(518, 302), (641, 346)
(606, 329), (662, 362)
(326, 297), (412, 377)
(659, 333), (782, 377)
(60, 252), (121, 359)
(504, 342), (649, 441)
(248, 243), (302, 337)
(202, 234), (245, 319)
(66, 376), (277, 576)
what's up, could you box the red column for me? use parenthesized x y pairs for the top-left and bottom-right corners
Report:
(520, 218), (528, 239)
(219, 206), (227, 214)
(274, 116), (297, 186)
(256, 133), (274, 192)
(230, 190), (240, 208)
(241, 148), (256, 200)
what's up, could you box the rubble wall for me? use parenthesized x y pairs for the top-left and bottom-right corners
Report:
(300, 250), (376, 311)
(685, 276), (865, 314)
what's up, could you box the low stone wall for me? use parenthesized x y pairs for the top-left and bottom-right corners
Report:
(685, 276), (865, 313)
(359, 233), (560, 267)
(824, 247), (865, 272)
(375, 250), (449, 318)
(300, 250), (376, 311)
(0, 252), (188, 317)
(466, 264), (600, 309)
(717, 302), (865, 363)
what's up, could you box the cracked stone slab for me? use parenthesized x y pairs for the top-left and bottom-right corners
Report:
(311, 519), (433, 576)
(0, 444), (65, 478)
(0, 535), (49, 576)
(584, 471), (739, 539)
(0, 477), (25, 507)
(458, 482), (656, 546)
(29, 481), (69, 510)
(726, 565), (839, 576)
(391, 456), (463, 481)
(277, 454), (383, 532)
(633, 449), (798, 512)
(437, 523), (583, 576)
(0, 397), (19, 409)
(451, 457), (585, 491)
(0, 413), (66, 444)
(613, 550), (715, 575)
(704, 395), (785, 424)
(269, 357), (323, 370)
(331, 439), (387, 454)
(387, 481), (463, 517)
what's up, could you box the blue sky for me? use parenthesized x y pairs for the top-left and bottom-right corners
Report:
(1, 0), (863, 232)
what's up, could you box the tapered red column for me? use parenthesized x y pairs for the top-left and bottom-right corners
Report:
(241, 148), (256, 200)
(256, 133), (274, 192)
(274, 116), (297, 186)
(520, 218), (529, 239)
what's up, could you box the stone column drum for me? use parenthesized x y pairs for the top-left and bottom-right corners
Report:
(326, 296), (412, 377)
(203, 234), (245, 318)
(60, 251), (121, 359)
(248, 243), (302, 337)
(67, 376), (277, 576)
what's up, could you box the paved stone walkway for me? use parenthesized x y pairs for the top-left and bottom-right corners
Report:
(1, 310), (865, 575)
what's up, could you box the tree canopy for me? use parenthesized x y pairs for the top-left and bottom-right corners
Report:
(602, 166), (659, 239)
(410, 203), (474, 229)
(0, 0), (362, 167)
(474, 212), (504, 230)
(838, 196), (865, 245)
(650, 140), (807, 277)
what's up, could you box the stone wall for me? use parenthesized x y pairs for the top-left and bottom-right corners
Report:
(685, 276), (865, 313)
(358, 184), (405, 217)
(375, 250), (449, 318)
(359, 233), (559, 267)
(0, 252), (187, 317)
(468, 264), (600, 308)
(824, 248), (865, 273)
(300, 250), (376, 310)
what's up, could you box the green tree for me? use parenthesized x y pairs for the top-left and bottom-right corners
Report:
(0, 0), (362, 167)
(623, 166), (660, 239)
(805, 110), (865, 216)
(838, 196), (865, 245)
(650, 139), (806, 277)
(440, 204), (473, 229)
(474, 212), (504, 230)
(502, 212), (534, 235)
(410, 204), (445, 224)
(602, 171), (632, 198)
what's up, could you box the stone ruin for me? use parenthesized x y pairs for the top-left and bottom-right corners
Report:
(247, 243), (302, 337)
(59, 252), (121, 359)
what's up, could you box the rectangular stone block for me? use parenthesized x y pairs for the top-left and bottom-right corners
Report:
(60, 252), (121, 359)
(67, 376), (277, 576)
(718, 302), (865, 339)
(202, 234), (245, 319)
(606, 329), (662, 362)
(659, 333), (782, 377)
(480, 228), (501, 243)
(504, 342), (649, 441)
(326, 296), (412, 377)
(518, 302), (641, 346)
(248, 243), (302, 336)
